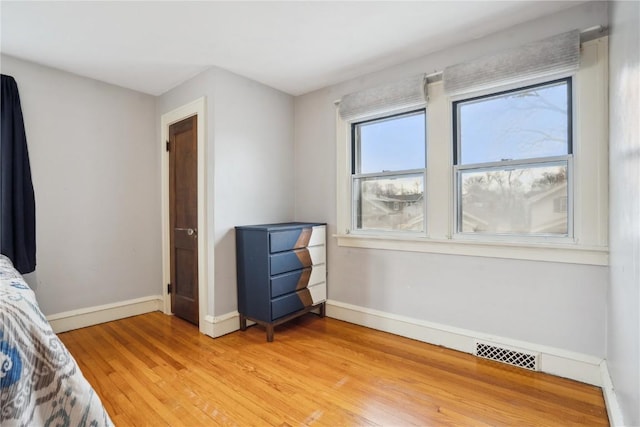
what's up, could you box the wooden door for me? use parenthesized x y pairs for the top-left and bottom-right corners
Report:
(169, 116), (198, 325)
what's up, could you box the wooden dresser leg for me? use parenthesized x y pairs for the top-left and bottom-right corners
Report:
(266, 325), (274, 342)
(239, 314), (247, 331)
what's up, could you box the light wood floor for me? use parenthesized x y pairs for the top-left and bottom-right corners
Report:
(59, 312), (608, 426)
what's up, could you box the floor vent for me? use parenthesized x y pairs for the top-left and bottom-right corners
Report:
(475, 341), (539, 371)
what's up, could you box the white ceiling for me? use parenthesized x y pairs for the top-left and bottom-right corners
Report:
(1, 1), (586, 96)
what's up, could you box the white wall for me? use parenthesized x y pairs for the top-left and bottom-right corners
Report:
(1, 55), (160, 315)
(157, 66), (294, 317)
(293, 1), (609, 357)
(607, 1), (640, 425)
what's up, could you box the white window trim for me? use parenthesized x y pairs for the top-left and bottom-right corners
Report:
(336, 37), (608, 266)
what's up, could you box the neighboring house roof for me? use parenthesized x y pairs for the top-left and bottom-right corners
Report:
(365, 193), (424, 203)
(527, 182), (567, 205)
(362, 196), (395, 215)
(461, 210), (491, 231)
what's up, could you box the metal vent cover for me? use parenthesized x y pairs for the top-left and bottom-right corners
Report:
(475, 341), (539, 371)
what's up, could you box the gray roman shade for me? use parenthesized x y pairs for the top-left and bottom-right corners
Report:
(339, 74), (427, 121)
(443, 30), (580, 95)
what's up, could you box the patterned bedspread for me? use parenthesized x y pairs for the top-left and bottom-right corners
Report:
(0, 255), (113, 426)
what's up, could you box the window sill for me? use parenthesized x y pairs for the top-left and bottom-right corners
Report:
(334, 234), (608, 266)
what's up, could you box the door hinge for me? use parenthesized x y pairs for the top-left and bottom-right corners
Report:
(166, 140), (170, 152)
(167, 283), (172, 294)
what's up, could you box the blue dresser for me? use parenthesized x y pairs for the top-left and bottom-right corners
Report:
(235, 222), (327, 341)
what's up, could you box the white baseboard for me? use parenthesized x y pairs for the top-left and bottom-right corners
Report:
(325, 299), (604, 386)
(203, 312), (238, 338)
(47, 295), (163, 333)
(202, 305), (326, 339)
(600, 361), (625, 426)
(203, 311), (255, 338)
(56, 296), (602, 387)
(48, 295), (622, 421)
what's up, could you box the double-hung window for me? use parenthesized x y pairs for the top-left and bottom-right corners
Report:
(336, 34), (608, 265)
(453, 78), (572, 237)
(351, 110), (426, 232)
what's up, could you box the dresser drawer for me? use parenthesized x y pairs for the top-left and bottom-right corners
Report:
(271, 283), (327, 320)
(271, 265), (326, 298)
(270, 245), (325, 275)
(269, 225), (326, 253)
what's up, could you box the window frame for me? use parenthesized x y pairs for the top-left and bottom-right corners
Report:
(451, 77), (574, 241)
(335, 37), (609, 266)
(348, 108), (428, 236)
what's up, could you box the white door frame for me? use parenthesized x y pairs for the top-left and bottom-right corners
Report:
(160, 97), (209, 334)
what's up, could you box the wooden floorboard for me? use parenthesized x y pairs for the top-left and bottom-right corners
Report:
(58, 312), (609, 426)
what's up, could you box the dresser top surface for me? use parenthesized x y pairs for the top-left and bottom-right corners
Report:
(235, 222), (326, 231)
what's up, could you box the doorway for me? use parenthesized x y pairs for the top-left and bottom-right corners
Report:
(161, 98), (208, 331)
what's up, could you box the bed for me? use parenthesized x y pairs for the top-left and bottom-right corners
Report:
(0, 254), (113, 426)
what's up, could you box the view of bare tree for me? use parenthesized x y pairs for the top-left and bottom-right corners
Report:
(458, 80), (570, 235)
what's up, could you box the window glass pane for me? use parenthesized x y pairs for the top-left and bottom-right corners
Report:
(459, 163), (568, 235)
(356, 111), (425, 174)
(354, 174), (424, 232)
(458, 80), (569, 164)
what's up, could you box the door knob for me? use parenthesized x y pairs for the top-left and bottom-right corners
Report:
(176, 227), (197, 236)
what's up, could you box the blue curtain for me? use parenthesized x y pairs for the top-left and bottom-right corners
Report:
(1, 74), (36, 274)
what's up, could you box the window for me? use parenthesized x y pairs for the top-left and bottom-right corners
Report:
(351, 110), (426, 232)
(336, 37), (608, 266)
(453, 78), (572, 237)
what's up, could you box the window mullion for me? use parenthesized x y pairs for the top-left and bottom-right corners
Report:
(353, 168), (426, 180)
(457, 155), (571, 172)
